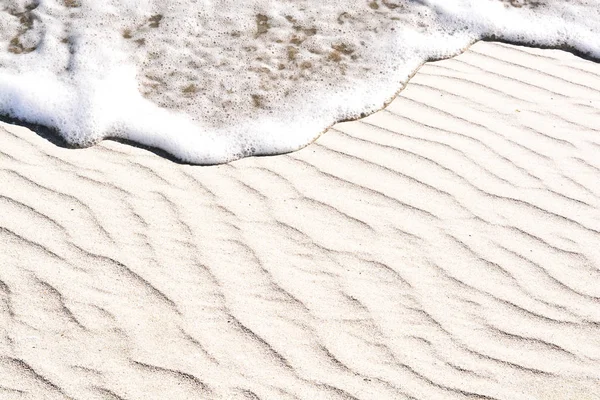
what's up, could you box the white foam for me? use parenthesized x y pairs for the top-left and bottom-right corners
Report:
(0, 0), (598, 163)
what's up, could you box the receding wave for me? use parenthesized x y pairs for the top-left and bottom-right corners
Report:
(0, 0), (598, 163)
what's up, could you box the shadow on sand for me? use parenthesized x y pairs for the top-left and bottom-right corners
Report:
(0, 114), (191, 165)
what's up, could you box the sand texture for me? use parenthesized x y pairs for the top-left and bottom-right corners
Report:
(1, 42), (600, 399)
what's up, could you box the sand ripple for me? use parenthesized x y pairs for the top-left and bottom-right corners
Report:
(1, 42), (600, 399)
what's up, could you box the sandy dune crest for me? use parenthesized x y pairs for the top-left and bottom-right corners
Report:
(1, 42), (600, 399)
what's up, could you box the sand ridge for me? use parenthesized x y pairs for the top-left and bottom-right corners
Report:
(1, 42), (600, 399)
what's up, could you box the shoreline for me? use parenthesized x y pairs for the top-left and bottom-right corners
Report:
(2, 38), (598, 166)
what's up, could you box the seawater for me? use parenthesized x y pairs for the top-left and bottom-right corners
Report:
(0, 0), (598, 163)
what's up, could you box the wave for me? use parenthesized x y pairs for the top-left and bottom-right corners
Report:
(0, 0), (599, 163)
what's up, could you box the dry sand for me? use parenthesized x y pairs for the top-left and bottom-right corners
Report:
(1, 41), (600, 399)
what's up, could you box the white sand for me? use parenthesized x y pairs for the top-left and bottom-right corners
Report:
(1, 42), (600, 399)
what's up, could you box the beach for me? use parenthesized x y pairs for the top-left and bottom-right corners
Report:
(1, 41), (600, 399)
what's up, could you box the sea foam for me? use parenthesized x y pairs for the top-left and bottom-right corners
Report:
(0, 0), (598, 163)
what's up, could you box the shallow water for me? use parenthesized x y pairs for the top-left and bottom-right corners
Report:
(0, 0), (599, 163)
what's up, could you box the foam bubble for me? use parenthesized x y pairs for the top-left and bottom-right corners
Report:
(0, 0), (598, 163)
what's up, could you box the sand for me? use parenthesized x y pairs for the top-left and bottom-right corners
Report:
(1, 41), (600, 400)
